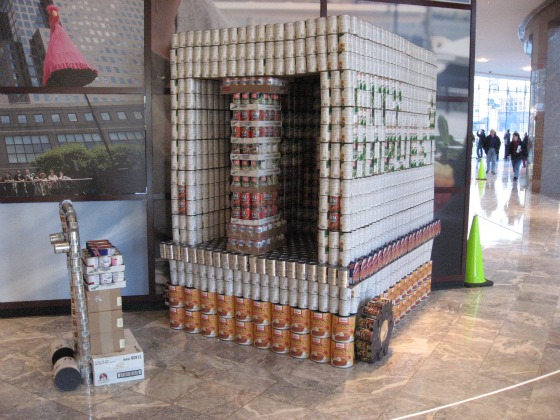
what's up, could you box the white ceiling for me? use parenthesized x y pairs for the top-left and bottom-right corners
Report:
(474, 0), (547, 79)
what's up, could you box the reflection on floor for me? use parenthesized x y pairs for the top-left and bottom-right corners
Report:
(1, 158), (559, 419)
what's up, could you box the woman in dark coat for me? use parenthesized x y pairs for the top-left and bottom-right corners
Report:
(508, 132), (527, 181)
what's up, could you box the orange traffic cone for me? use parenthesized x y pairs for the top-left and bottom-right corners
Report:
(464, 215), (493, 288)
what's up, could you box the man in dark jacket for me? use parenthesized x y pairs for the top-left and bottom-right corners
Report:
(483, 129), (500, 174)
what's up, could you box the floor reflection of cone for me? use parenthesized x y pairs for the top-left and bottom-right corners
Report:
(476, 161), (487, 181)
(478, 180), (485, 198)
(464, 215), (493, 288)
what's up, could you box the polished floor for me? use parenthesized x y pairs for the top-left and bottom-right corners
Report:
(1, 158), (559, 419)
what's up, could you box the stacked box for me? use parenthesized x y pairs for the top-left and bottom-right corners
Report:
(91, 329), (144, 386)
(82, 241), (126, 356)
(164, 15), (440, 367)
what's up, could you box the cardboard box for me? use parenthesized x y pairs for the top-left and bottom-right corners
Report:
(89, 328), (126, 355)
(92, 329), (144, 386)
(88, 309), (124, 334)
(86, 289), (122, 314)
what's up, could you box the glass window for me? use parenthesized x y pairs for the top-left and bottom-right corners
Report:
(68, 113), (78, 122)
(85, 113), (94, 121)
(101, 112), (111, 121)
(34, 114), (44, 123)
(473, 76), (530, 135)
(133, 111), (142, 119)
(51, 113), (61, 123)
(4, 134), (51, 164)
(18, 115), (27, 124)
(1, 115), (10, 124)
(117, 111), (127, 120)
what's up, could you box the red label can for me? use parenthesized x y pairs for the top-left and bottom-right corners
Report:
(251, 193), (263, 208)
(241, 192), (251, 208)
(232, 192), (241, 207)
(241, 208), (251, 220)
(328, 212), (340, 231)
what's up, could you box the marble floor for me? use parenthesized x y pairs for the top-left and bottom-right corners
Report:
(1, 157), (559, 419)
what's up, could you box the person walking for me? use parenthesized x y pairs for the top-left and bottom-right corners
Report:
(503, 129), (511, 160)
(522, 132), (530, 167)
(476, 129), (485, 159)
(508, 131), (527, 181)
(483, 129), (500, 174)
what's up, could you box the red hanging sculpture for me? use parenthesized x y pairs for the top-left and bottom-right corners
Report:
(43, 4), (98, 87)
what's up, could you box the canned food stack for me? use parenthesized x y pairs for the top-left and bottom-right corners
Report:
(170, 77), (230, 246)
(50, 200), (92, 385)
(82, 240), (126, 290)
(225, 78), (287, 255)
(355, 297), (394, 363)
(165, 15), (440, 367)
(384, 261), (432, 325)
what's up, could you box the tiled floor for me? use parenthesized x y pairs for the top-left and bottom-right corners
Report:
(1, 157), (559, 419)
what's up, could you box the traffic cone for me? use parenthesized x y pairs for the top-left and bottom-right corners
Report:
(476, 161), (487, 181)
(464, 215), (493, 288)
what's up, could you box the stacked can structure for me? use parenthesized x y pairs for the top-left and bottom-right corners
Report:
(170, 78), (231, 246)
(226, 78), (287, 254)
(50, 200), (92, 384)
(165, 15), (440, 367)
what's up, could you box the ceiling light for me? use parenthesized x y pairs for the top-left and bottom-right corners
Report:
(476, 57), (489, 62)
(522, 66), (532, 72)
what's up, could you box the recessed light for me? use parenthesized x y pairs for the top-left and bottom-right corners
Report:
(522, 66), (532, 72)
(476, 57), (489, 62)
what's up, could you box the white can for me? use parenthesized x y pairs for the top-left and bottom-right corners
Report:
(285, 58), (295, 75)
(295, 21), (306, 39)
(284, 22), (295, 40)
(305, 18), (317, 38)
(327, 16), (338, 34)
(295, 56), (306, 74)
(247, 25), (256, 42)
(305, 37), (317, 55)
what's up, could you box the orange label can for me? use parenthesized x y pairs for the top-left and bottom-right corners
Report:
(310, 336), (331, 363)
(290, 331), (310, 359)
(271, 304), (291, 329)
(331, 314), (356, 343)
(169, 306), (186, 329)
(184, 309), (201, 334)
(218, 316), (236, 341)
(168, 285), (185, 307)
(200, 291), (218, 315)
(331, 339), (355, 368)
(253, 324), (271, 349)
(271, 327), (290, 354)
(217, 294), (235, 318)
(184, 287), (201, 311)
(200, 313), (218, 337)
(235, 297), (253, 321)
(290, 307), (311, 334)
(252, 300), (271, 325)
(235, 320), (254, 345)
(310, 311), (332, 338)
